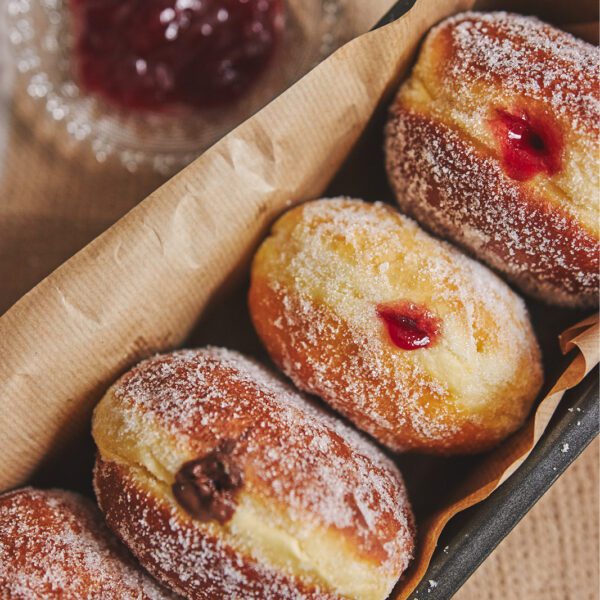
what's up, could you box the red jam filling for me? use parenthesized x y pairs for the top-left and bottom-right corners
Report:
(377, 302), (440, 350)
(70, 0), (283, 111)
(490, 109), (562, 181)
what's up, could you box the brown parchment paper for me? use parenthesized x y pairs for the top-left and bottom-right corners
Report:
(0, 0), (474, 490)
(0, 0), (397, 315)
(0, 0), (598, 596)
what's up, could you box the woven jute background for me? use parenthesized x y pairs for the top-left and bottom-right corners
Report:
(458, 439), (599, 600)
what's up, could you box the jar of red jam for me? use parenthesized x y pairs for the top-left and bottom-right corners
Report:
(7, 0), (346, 173)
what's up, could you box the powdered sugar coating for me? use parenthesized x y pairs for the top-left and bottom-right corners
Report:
(440, 12), (599, 136)
(386, 110), (598, 305)
(95, 347), (414, 598)
(249, 198), (542, 454)
(95, 459), (340, 599)
(385, 11), (599, 308)
(0, 488), (174, 599)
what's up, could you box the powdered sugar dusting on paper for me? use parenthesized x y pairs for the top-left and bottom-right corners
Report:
(109, 347), (414, 586)
(0, 488), (174, 599)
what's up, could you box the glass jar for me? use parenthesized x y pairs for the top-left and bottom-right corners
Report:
(6, 0), (347, 174)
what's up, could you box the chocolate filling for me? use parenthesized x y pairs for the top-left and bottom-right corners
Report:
(172, 439), (244, 524)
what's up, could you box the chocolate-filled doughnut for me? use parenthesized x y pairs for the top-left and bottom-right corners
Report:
(92, 347), (414, 600)
(0, 487), (173, 599)
(385, 12), (599, 308)
(249, 198), (543, 454)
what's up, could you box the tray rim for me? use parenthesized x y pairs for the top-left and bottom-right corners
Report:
(410, 368), (599, 598)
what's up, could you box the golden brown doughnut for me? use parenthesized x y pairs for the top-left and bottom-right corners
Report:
(385, 11), (599, 308)
(92, 347), (414, 600)
(0, 487), (173, 599)
(248, 198), (543, 454)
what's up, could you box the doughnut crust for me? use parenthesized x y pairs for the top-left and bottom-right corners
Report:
(92, 347), (414, 600)
(385, 12), (599, 308)
(248, 198), (543, 454)
(0, 487), (172, 599)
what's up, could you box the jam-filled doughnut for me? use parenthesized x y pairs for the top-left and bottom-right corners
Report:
(385, 12), (599, 308)
(92, 347), (414, 600)
(249, 198), (543, 454)
(0, 487), (173, 599)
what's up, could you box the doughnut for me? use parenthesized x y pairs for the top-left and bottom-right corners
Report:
(248, 198), (543, 454)
(0, 487), (173, 599)
(92, 347), (414, 600)
(385, 11), (599, 308)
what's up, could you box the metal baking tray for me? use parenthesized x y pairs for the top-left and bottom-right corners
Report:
(371, 2), (600, 597)
(410, 369), (599, 598)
